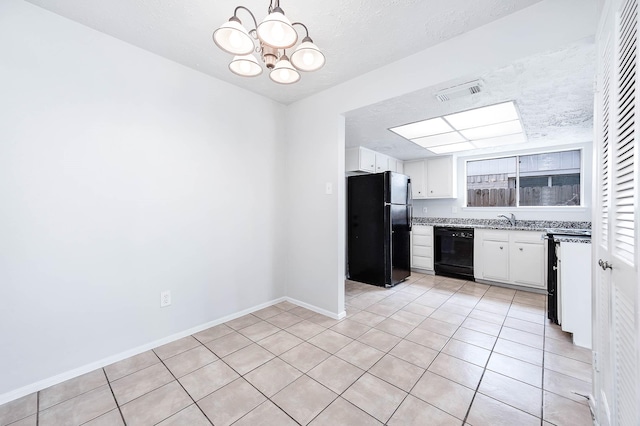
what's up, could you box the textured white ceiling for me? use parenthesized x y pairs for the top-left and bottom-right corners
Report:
(345, 38), (596, 160)
(24, 0), (542, 105)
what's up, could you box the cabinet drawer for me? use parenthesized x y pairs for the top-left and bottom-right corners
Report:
(511, 231), (545, 244)
(413, 235), (433, 247)
(413, 245), (433, 257)
(412, 225), (433, 236)
(412, 255), (433, 270)
(483, 230), (509, 242)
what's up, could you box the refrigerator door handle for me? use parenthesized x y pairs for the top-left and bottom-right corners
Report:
(407, 180), (412, 205)
(408, 205), (413, 231)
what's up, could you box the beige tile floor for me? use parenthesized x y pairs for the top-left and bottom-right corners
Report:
(0, 273), (594, 426)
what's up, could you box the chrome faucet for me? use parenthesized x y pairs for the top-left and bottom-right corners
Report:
(498, 213), (516, 227)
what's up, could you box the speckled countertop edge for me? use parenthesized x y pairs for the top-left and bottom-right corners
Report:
(551, 235), (592, 244)
(412, 217), (591, 234)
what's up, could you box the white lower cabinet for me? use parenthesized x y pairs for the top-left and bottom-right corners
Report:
(481, 238), (510, 282)
(411, 225), (433, 271)
(475, 229), (546, 289)
(510, 241), (545, 287)
(558, 241), (592, 348)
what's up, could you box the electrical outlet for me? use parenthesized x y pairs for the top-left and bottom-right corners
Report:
(422, 207), (428, 214)
(160, 290), (171, 307)
(325, 182), (333, 194)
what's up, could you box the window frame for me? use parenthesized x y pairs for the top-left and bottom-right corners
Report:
(463, 148), (585, 209)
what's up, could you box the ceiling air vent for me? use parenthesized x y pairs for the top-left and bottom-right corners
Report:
(435, 80), (483, 102)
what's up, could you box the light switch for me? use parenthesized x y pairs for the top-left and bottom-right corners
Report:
(325, 182), (333, 194)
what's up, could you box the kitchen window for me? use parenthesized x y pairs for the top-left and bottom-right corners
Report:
(466, 149), (582, 207)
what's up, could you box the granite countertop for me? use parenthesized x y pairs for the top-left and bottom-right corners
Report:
(552, 235), (592, 244)
(412, 217), (591, 237)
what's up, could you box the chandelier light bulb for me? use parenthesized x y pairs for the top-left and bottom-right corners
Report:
(271, 22), (284, 43)
(257, 7), (297, 48)
(229, 54), (263, 77)
(213, 17), (254, 55)
(269, 55), (300, 84)
(290, 37), (325, 72)
(229, 31), (244, 50)
(303, 51), (314, 66)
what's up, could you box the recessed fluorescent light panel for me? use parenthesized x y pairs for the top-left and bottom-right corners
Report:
(444, 102), (519, 130)
(429, 142), (475, 154)
(412, 132), (467, 148)
(389, 117), (453, 140)
(388, 101), (527, 154)
(458, 119), (522, 140)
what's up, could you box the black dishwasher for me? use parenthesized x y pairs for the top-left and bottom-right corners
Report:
(434, 227), (474, 281)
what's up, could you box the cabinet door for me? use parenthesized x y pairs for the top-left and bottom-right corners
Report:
(426, 156), (453, 198)
(375, 152), (389, 172)
(510, 242), (545, 288)
(403, 161), (425, 198)
(388, 158), (397, 173)
(360, 148), (376, 173)
(482, 240), (509, 281)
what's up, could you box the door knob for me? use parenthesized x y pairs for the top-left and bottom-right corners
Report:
(598, 259), (613, 270)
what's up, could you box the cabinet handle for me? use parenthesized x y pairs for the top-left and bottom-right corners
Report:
(519, 247), (523, 251)
(499, 246), (503, 249)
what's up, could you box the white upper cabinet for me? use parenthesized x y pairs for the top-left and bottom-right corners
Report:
(375, 152), (389, 172)
(403, 160), (425, 198)
(346, 146), (404, 174)
(426, 156), (455, 198)
(404, 156), (456, 199)
(346, 147), (376, 173)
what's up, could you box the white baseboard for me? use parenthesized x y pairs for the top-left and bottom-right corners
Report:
(285, 296), (346, 320)
(0, 296), (289, 406)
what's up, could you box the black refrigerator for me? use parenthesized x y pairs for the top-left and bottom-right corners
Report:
(347, 171), (412, 287)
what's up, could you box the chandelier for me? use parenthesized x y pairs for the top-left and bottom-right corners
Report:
(213, 1), (325, 84)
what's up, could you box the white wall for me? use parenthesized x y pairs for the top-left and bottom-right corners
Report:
(284, 0), (597, 315)
(412, 142), (593, 222)
(0, 0), (286, 397)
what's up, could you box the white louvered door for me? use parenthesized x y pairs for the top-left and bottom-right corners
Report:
(595, 0), (640, 425)
(594, 4), (614, 423)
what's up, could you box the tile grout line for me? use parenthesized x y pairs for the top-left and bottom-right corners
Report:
(460, 293), (512, 424)
(243, 290), (542, 425)
(305, 276), (438, 424)
(541, 316), (547, 425)
(17, 277), (557, 426)
(197, 321), (305, 425)
(221, 280), (432, 425)
(103, 368), (127, 426)
(155, 347), (217, 425)
(347, 278), (495, 423)
(378, 279), (463, 424)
